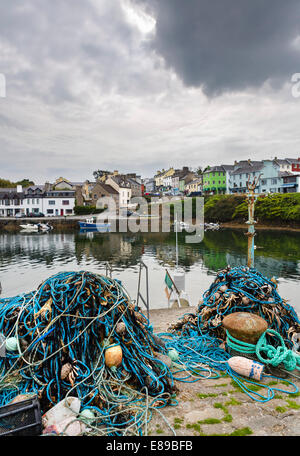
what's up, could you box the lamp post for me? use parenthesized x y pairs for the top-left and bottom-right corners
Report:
(245, 174), (261, 268)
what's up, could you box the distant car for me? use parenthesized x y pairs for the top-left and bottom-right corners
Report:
(15, 212), (25, 218)
(29, 212), (45, 217)
(187, 191), (202, 197)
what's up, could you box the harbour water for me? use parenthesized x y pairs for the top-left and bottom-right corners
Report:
(0, 227), (299, 315)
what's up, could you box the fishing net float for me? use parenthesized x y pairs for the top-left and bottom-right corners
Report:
(0, 271), (176, 436)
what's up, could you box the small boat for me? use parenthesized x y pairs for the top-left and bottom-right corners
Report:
(173, 220), (190, 230)
(204, 222), (220, 231)
(20, 223), (53, 233)
(78, 218), (111, 232)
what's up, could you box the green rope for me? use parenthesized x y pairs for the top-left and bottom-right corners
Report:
(226, 331), (256, 354)
(226, 329), (300, 372)
(256, 329), (300, 371)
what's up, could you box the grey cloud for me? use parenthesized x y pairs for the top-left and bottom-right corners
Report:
(0, 0), (165, 106)
(133, 0), (300, 95)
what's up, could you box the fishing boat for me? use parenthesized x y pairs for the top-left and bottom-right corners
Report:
(78, 218), (111, 232)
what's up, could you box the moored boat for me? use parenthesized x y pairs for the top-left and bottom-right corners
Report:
(20, 223), (53, 233)
(78, 218), (111, 232)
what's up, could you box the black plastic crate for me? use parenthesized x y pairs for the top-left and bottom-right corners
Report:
(0, 395), (42, 436)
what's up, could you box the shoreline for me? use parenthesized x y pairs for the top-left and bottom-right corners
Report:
(219, 221), (300, 232)
(1, 216), (300, 232)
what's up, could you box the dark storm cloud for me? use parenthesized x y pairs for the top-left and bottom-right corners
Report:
(133, 0), (300, 95)
(0, 0), (158, 106)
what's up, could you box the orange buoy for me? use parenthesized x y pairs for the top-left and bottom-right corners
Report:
(104, 344), (123, 368)
(228, 356), (264, 381)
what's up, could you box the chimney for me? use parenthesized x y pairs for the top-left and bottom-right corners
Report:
(113, 170), (119, 176)
(234, 160), (238, 165)
(247, 159), (251, 164)
(16, 185), (22, 193)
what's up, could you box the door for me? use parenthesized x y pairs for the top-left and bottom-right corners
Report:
(60, 209), (64, 216)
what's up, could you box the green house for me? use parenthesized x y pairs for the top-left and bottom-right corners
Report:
(203, 165), (234, 194)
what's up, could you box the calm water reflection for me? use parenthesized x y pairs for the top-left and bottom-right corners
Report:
(0, 228), (299, 313)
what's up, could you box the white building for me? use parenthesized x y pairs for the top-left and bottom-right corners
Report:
(0, 186), (24, 216)
(0, 182), (76, 217)
(106, 175), (132, 208)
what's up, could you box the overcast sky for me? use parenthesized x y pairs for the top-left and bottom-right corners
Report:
(0, 0), (300, 183)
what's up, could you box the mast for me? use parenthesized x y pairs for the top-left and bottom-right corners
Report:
(175, 212), (179, 268)
(245, 174), (261, 268)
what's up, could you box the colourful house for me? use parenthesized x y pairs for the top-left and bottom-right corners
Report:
(203, 165), (234, 194)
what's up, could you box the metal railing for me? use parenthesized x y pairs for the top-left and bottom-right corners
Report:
(104, 260), (150, 320)
(136, 261), (150, 320)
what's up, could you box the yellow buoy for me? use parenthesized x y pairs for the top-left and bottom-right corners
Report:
(104, 344), (123, 368)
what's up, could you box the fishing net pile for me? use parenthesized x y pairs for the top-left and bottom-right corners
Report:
(0, 271), (175, 436)
(169, 266), (300, 349)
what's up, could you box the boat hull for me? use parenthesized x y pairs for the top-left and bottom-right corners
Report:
(78, 222), (111, 232)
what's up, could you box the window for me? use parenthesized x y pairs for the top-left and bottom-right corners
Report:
(32, 199), (35, 204)
(49, 200), (55, 205)
(261, 179), (266, 185)
(271, 179), (277, 185)
(62, 200), (69, 205)
(47, 209), (54, 214)
(66, 209), (72, 214)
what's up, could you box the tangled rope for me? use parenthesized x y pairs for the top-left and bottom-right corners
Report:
(0, 271), (176, 436)
(170, 266), (300, 349)
(166, 266), (300, 402)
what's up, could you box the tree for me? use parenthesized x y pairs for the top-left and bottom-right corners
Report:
(0, 178), (35, 188)
(16, 179), (35, 187)
(196, 166), (210, 176)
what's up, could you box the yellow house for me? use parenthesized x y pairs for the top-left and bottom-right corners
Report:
(155, 168), (175, 187)
(185, 178), (202, 194)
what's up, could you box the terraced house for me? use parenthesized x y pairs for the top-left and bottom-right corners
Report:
(0, 179), (76, 217)
(0, 186), (24, 217)
(229, 160), (264, 194)
(229, 158), (300, 194)
(203, 165), (234, 194)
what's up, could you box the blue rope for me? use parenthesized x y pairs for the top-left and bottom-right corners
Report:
(0, 271), (175, 436)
